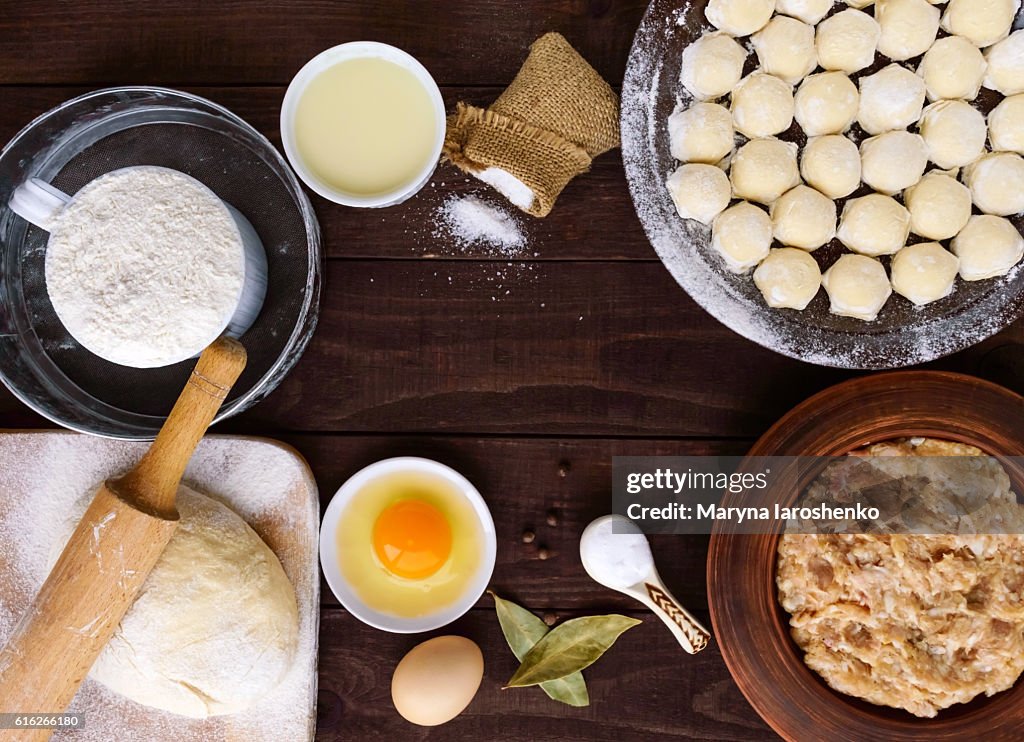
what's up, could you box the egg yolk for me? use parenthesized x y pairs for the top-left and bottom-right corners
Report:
(373, 499), (452, 579)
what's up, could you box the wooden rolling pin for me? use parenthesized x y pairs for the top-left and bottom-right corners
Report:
(0, 337), (247, 741)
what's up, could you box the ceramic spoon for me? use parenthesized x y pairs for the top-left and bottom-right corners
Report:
(580, 514), (711, 654)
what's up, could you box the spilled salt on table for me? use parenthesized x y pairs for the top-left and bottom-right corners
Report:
(438, 195), (526, 254)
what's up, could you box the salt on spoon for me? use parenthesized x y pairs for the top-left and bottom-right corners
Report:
(579, 515), (710, 654)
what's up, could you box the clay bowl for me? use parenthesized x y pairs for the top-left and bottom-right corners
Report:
(707, 372), (1024, 741)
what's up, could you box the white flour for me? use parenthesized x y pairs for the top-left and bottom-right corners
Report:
(45, 167), (246, 368)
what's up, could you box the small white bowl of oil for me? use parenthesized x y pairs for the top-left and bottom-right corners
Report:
(280, 42), (446, 208)
(320, 457), (496, 633)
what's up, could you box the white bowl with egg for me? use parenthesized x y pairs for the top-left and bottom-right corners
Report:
(319, 457), (496, 633)
(280, 42), (446, 208)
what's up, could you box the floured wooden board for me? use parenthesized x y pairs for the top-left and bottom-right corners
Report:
(0, 431), (319, 742)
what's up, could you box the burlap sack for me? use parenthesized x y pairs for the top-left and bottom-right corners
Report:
(443, 32), (620, 217)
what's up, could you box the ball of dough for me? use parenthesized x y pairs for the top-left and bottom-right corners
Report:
(754, 247), (823, 309)
(989, 95), (1024, 155)
(776, 0), (833, 24)
(952, 215), (1024, 280)
(712, 201), (774, 273)
(875, 0), (941, 61)
(846, 0), (875, 8)
(985, 31), (1024, 96)
(731, 72), (795, 138)
(706, 0), (777, 37)
(963, 152), (1024, 217)
(801, 135), (862, 199)
(817, 10), (881, 74)
(731, 138), (801, 204)
(770, 185), (838, 250)
(858, 64), (926, 135)
(919, 100), (988, 170)
(680, 32), (748, 101)
(668, 103), (735, 163)
(860, 131), (928, 195)
(918, 36), (988, 102)
(51, 486), (299, 718)
(904, 172), (973, 240)
(941, 0), (1020, 48)
(795, 72), (860, 136)
(666, 164), (732, 224)
(752, 16), (818, 84)
(891, 242), (960, 306)
(838, 194), (911, 256)
(822, 254), (892, 321)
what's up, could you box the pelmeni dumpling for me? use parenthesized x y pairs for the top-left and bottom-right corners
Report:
(770, 185), (837, 251)
(952, 215), (1024, 280)
(801, 135), (862, 199)
(860, 131), (928, 195)
(989, 95), (1024, 155)
(822, 254), (893, 321)
(754, 247), (822, 309)
(731, 72), (795, 138)
(985, 31), (1024, 96)
(751, 16), (817, 84)
(705, 0), (776, 37)
(919, 100), (988, 170)
(905, 172), (973, 241)
(680, 32), (748, 101)
(817, 10), (880, 74)
(668, 103), (735, 163)
(838, 194), (911, 256)
(891, 242), (960, 306)
(876, 0), (941, 61)
(917, 36), (988, 102)
(776, 0), (832, 24)
(858, 64), (926, 135)
(963, 153), (1024, 217)
(795, 72), (859, 136)
(941, 0), (1020, 49)
(731, 138), (801, 204)
(666, 164), (732, 225)
(711, 201), (773, 273)
(846, 0), (875, 7)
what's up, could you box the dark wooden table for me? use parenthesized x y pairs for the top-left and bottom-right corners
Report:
(4, 2), (1024, 740)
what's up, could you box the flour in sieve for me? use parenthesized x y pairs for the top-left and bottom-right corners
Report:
(45, 166), (246, 368)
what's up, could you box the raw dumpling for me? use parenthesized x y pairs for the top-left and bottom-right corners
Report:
(985, 31), (1024, 96)
(876, 0), (941, 61)
(801, 135), (862, 199)
(770, 185), (838, 250)
(666, 164), (732, 224)
(706, 0), (777, 37)
(776, 0), (833, 24)
(963, 153), (1024, 217)
(817, 10), (881, 74)
(891, 242), (960, 306)
(795, 72), (860, 136)
(731, 72), (795, 138)
(941, 0), (1020, 48)
(846, 0), (875, 7)
(904, 172), (973, 241)
(917, 36), (988, 102)
(989, 95), (1024, 155)
(838, 194), (911, 256)
(712, 201), (774, 273)
(680, 32), (748, 101)
(919, 100), (988, 170)
(731, 138), (801, 204)
(668, 103), (735, 163)
(753, 247), (823, 309)
(860, 131), (928, 195)
(822, 254), (892, 321)
(952, 215), (1024, 280)
(752, 16), (818, 84)
(858, 64), (926, 135)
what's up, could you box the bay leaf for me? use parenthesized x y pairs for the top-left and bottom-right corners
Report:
(490, 592), (589, 707)
(505, 614), (642, 689)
